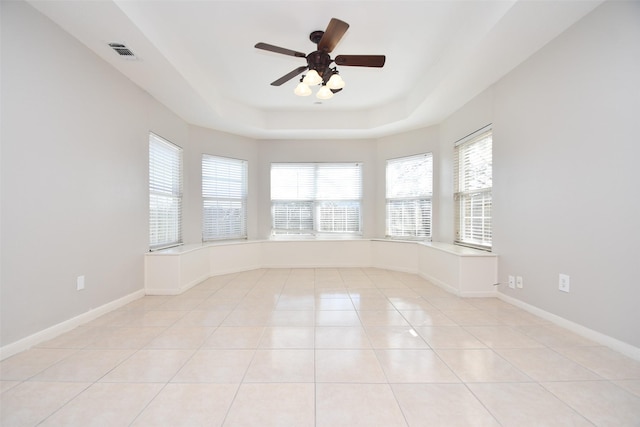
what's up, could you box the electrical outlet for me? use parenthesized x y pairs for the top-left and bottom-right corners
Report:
(516, 276), (523, 289)
(559, 274), (570, 293)
(508, 275), (515, 289)
(77, 275), (85, 291)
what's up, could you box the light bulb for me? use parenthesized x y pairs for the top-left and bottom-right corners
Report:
(316, 85), (334, 100)
(303, 69), (322, 86)
(326, 73), (345, 90)
(294, 82), (312, 96)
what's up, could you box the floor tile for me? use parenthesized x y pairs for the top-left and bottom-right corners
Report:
(1, 381), (90, 426)
(86, 326), (165, 349)
(315, 349), (387, 383)
(269, 310), (316, 326)
(392, 383), (500, 426)
(145, 326), (214, 349)
(316, 383), (407, 427)
(351, 297), (396, 311)
(315, 326), (372, 349)
(315, 310), (361, 326)
(397, 309), (457, 326)
(223, 383), (315, 427)
(131, 383), (238, 426)
(464, 326), (545, 349)
(375, 349), (459, 383)
(31, 349), (134, 382)
(436, 349), (530, 382)
(543, 381), (640, 427)
(415, 326), (487, 349)
(440, 309), (503, 326)
(358, 310), (410, 327)
(258, 326), (315, 348)
(496, 347), (601, 381)
(39, 382), (163, 426)
(172, 309), (231, 327)
(0, 348), (77, 381)
(3, 268), (638, 426)
(468, 382), (593, 426)
(99, 349), (194, 383)
(365, 326), (430, 349)
(614, 379), (640, 397)
(554, 346), (640, 379)
(172, 349), (254, 383)
(244, 349), (315, 382)
(201, 326), (265, 349)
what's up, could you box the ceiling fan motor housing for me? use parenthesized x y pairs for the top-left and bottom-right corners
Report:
(306, 50), (333, 77)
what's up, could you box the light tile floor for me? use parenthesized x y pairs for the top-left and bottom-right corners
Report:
(2, 268), (640, 426)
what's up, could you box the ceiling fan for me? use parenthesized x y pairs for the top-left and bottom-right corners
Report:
(255, 18), (386, 99)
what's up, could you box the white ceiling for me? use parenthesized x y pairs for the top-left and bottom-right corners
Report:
(28, 0), (602, 140)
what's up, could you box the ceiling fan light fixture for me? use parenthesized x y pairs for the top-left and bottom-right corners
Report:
(326, 72), (345, 90)
(303, 69), (322, 86)
(294, 81), (312, 96)
(316, 85), (334, 100)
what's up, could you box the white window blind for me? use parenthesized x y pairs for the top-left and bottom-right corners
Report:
(454, 126), (492, 250)
(149, 133), (182, 250)
(386, 153), (433, 239)
(202, 154), (248, 241)
(271, 163), (362, 236)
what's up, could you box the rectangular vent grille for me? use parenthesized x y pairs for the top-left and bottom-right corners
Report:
(108, 43), (137, 60)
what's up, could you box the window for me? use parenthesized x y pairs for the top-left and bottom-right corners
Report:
(386, 153), (433, 239)
(149, 133), (182, 250)
(271, 163), (362, 236)
(454, 125), (492, 250)
(202, 154), (248, 241)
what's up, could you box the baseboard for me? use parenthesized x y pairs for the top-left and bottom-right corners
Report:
(498, 293), (640, 362)
(418, 272), (461, 296)
(0, 289), (145, 361)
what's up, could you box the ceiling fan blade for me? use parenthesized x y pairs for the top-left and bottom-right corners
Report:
(317, 18), (349, 53)
(270, 66), (308, 86)
(335, 55), (386, 67)
(255, 42), (306, 58)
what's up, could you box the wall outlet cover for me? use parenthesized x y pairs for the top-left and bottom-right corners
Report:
(508, 275), (515, 289)
(516, 276), (523, 289)
(559, 274), (570, 292)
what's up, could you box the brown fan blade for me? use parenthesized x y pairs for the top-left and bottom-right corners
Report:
(255, 42), (306, 58)
(270, 66), (308, 86)
(317, 18), (349, 53)
(334, 55), (386, 67)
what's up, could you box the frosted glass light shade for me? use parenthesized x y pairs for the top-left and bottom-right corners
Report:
(316, 85), (334, 100)
(294, 82), (312, 96)
(303, 70), (322, 86)
(326, 73), (345, 90)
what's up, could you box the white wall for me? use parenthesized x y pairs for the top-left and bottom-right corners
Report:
(0, 1), (189, 346)
(438, 1), (640, 347)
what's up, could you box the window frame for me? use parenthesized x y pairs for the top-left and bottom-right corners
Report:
(454, 125), (493, 251)
(201, 154), (248, 242)
(270, 162), (363, 238)
(385, 152), (433, 240)
(148, 133), (183, 251)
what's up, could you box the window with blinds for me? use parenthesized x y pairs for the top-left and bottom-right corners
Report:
(271, 163), (362, 236)
(386, 153), (433, 239)
(149, 133), (183, 251)
(202, 154), (248, 241)
(454, 125), (492, 250)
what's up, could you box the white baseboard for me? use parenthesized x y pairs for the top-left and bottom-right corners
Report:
(498, 293), (640, 362)
(0, 289), (145, 361)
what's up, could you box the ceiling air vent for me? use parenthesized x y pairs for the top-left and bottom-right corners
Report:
(108, 42), (137, 60)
